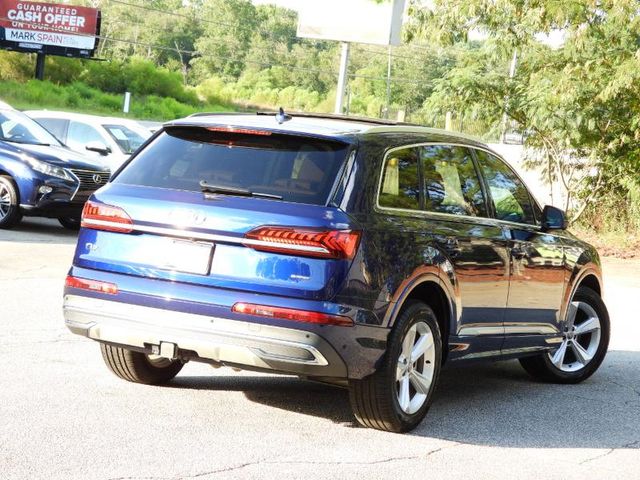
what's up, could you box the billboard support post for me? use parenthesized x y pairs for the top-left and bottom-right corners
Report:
(334, 42), (350, 115)
(35, 53), (45, 80)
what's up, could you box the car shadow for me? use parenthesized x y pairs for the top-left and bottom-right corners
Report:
(169, 350), (640, 448)
(0, 217), (78, 244)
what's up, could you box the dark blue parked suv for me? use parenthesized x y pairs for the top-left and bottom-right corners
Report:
(0, 105), (109, 229)
(63, 112), (610, 432)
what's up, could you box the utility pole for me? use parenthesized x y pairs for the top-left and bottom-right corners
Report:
(500, 49), (518, 143)
(334, 42), (350, 115)
(384, 46), (392, 119)
(35, 53), (46, 80)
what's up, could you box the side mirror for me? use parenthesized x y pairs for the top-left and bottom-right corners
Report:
(541, 205), (567, 230)
(85, 141), (111, 156)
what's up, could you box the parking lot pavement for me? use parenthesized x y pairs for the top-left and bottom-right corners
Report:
(1, 218), (639, 480)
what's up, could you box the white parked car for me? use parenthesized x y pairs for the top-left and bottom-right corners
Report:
(25, 111), (152, 171)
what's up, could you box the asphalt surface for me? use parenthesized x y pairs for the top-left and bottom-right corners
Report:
(1, 218), (639, 480)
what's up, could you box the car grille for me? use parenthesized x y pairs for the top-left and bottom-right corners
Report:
(70, 169), (110, 201)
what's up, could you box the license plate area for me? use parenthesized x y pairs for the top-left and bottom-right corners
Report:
(158, 239), (214, 275)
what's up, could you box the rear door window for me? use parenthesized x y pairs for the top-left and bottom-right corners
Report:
(113, 127), (350, 206)
(379, 144), (487, 217)
(421, 145), (487, 217)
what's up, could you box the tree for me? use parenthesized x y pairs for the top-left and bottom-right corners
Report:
(411, 0), (640, 226)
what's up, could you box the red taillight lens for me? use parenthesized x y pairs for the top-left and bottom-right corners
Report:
(65, 275), (118, 295)
(81, 200), (133, 233)
(232, 303), (353, 327)
(206, 126), (272, 136)
(244, 227), (360, 259)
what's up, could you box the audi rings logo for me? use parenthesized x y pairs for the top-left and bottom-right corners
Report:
(92, 174), (103, 184)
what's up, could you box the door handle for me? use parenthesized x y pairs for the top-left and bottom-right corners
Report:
(441, 236), (461, 258)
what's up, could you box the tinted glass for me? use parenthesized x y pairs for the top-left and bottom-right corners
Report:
(114, 127), (349, 206)
(34, 118), (67, 142)
(67, 121), (107, 151)
(379, 147), (420, 210)
(0, 110), (62, 146)
(103, 124), (148, 154)
(421, 145), (487, 217)
(475, 150), (535, 224)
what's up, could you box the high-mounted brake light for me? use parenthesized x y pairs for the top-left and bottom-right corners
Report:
(244, 227), (360, 259)
(206, 126), (272, 136)
(81, 200), (133, 233)
(232, 303), (353, 327)
(65, 275), (118, 295)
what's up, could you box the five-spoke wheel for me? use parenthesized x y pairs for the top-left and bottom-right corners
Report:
(520, 286), (609, 383)
(396, 321), (436, 414)
(349, 300), (442, 432)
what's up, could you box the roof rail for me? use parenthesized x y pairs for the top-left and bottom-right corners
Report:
(188, 110), (420, 127)
(255, 110), (420, 126)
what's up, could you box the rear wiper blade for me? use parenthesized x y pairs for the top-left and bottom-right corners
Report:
(199, 180), (283, 200)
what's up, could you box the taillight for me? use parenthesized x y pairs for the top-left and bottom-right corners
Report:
(244, 227), (360, 259)
(232, 303), (353, 327)
(81, 200), (133, 233)
(65, 275), (118, 295)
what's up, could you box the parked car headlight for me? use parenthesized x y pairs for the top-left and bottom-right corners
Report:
(24, 157), (74, 181)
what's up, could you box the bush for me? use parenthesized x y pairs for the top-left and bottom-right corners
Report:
(81, 57), (198, 105)
(0, 79), (232, 121)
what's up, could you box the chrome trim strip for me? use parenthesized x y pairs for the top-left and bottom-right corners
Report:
(63, 295), (330, 367)
(458, 323), (560, 336)
(81, 220), (331, 255)
(68, 169), (81, 201)
(458, 325), (504, 336)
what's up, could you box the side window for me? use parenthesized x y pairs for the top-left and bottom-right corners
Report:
(34, 118), (68, 142)
(66, 121), (107, 152)
(421, 145), (487, 217)
(379, 147), (420, 210)
(475, 150), (536, 225)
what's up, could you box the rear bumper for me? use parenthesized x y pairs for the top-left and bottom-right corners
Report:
(64, 294), (348, 378)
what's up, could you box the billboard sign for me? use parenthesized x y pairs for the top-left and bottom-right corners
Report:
(297, 0), (406, 46)
(0, 0), (100, 57)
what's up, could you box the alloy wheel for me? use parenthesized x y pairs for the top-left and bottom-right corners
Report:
(0, 183), (12, 220)
(396, 321), (436, 414)
(548, 301), (602, 372)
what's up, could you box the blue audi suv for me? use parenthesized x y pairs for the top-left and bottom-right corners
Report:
(63, 112), (610, 432)
(0, 104), (110, 229)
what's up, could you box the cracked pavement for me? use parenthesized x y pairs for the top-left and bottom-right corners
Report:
(1, 218), (639, 480)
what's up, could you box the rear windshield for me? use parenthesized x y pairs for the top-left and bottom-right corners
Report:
(113, 127), (350, 205)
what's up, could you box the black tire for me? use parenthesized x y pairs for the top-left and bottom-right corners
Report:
(519, 286), (610, 384)
(100, 343), (184, 385)
(349, 300), (442, 432)
(0, 175), (22, 229)
(58, 216), (81, 230)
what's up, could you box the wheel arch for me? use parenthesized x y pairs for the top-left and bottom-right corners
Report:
(561, 262), (604, 324)
(0, 167), (21, 202)
(385, 274), (455, 364)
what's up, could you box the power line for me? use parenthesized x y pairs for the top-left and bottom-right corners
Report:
(0, 16), (428, 84)
(106, 0), (436, 60)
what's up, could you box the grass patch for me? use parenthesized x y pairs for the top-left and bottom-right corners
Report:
(0, 79), (233, 121)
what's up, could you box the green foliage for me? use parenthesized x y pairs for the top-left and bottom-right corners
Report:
(81, 58), (199, 104)
(0, 79), (230, 120)
(412, 0), (640, 232)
